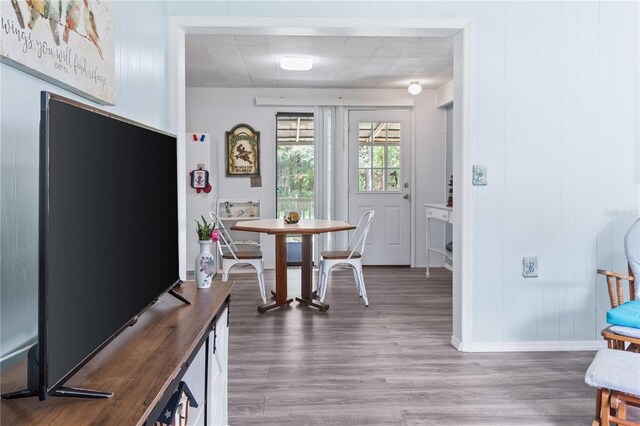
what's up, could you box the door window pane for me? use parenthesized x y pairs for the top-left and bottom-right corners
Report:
(359, 169), (371, 191)
(387, 169), (400, 191)
(356, 121), (401, 192)
(388, 146), (400, 168)
(373, 169), (384, 191)
(359, 145), (372, 168)
(372, 146), (385, 168)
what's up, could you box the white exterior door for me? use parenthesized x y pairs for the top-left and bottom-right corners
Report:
(348, 110), (411, 265)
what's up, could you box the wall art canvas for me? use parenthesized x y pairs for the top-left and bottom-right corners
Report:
(0, 0), (115, 105)
(226, 124), (260, 177)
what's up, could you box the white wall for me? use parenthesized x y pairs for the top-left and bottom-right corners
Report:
(2, 1), (638, 362)
(467, 1), (639, 346)
(186, 87), (445, 269)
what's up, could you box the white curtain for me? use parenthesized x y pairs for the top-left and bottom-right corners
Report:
(314, 106), (336, 256)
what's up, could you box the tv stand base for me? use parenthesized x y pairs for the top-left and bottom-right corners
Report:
(0, 345), (113, 401)
(168, 289), (191, 305)
(1, 387), (113, 400)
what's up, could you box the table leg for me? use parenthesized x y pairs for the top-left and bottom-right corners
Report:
(258, 234), (293, 313)
(296, 234), (329, 311)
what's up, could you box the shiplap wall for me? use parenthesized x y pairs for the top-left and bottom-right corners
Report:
(1, 2), (638, 361)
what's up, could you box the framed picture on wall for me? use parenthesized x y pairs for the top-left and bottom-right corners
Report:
(226, 124), (260, 177)
(0, 0), (116, 105)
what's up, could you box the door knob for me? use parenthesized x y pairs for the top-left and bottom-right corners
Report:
(403, 193), (410, 199)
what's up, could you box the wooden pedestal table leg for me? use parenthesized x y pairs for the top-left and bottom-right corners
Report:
(296, 234), (329, 311)
(258, 234), (293, 313)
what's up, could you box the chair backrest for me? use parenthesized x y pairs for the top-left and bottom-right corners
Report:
(345, 210), (375, 259)
(597, 268), (636, 308)
(209, 211), (239, 260)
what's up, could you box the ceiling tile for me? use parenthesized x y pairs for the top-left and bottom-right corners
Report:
(203, 44), (241, 55)
(417, 37), (454, 49)
(235, 35), (272, 46)
(201, 35), (237, 45)
(273, 46), (309, 57)
(186, 44), (209, 64)
(239, 44), (274, 55)
(308, 36), (347, 48)
(272, 36), (310, 48)
(373, 47), (436, 58)
(379, 37), (421, 47)
(344, 37), (383, 48)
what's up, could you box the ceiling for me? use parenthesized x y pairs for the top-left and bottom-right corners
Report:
(185, 35), (453, 90)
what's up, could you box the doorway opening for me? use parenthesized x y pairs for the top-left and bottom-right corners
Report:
(172, 18), (473, 350)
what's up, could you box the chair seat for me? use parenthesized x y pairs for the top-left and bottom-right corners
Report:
(321, 250), (361, 260)
(222, 250), (263, 260)
(585, 348), (640, 396)
(610, 325), (640, 339)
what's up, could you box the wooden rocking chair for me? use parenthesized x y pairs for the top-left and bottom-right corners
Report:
(597, 267), (638, 351)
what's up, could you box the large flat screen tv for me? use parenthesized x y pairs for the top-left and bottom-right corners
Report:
(3, 92), (181, 400)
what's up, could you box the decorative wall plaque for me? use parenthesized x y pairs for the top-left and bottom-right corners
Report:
(226, 124), (260, 177)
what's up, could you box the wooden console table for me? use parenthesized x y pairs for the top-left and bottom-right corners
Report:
(425, 204), (453, 278)
(0, 281), (233, 425)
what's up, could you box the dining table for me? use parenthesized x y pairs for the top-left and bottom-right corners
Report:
(231, 219), (355, 313)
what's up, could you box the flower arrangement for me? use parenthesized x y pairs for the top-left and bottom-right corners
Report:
(195, 215), (220, 242)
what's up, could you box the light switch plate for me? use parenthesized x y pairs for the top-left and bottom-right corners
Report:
(472, 164), (487, 186)
(522, 256), (538, 278)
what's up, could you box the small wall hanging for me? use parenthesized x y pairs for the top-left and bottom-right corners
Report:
(190, 164), (211, 193)
(226, 124), (260, 177)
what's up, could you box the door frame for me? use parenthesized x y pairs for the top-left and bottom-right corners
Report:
(169, 17), (474, 352)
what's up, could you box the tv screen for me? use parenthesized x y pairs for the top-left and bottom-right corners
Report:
(40, 92), (179, 398)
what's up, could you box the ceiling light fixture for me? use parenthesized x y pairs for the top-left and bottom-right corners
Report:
(280, 56), (313, 71)
(408, 81), (423, 95)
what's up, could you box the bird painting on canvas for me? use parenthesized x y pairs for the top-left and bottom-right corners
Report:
(11, 0), (26, 28)
(24, 0), (62, 45)
(44, 0), (62, 45)
(83, 0), (103, 59)
(62, 0), (80, 44)
(26, 0), (45, 29)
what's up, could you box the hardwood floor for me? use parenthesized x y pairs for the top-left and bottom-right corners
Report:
(224, 266), (596, 425)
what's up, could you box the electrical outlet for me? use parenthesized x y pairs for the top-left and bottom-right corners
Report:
(522, 256), (538, 278)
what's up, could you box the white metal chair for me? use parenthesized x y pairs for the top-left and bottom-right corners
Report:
(316, 210), (375, 306)
(209, 212), (266, 303)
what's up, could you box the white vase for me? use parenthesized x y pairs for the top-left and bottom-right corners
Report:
(195, 240), (215, 289)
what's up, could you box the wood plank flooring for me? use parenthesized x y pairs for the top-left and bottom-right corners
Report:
(223, 266), (596, 425)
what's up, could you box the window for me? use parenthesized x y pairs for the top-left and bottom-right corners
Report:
(276, 113), (315, 219)
(358, 122), (401, 192)
(276, 113), (314, 266)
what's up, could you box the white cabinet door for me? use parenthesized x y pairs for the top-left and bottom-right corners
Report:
(208, 308), (228, 426)
(182, 343), (207, 425)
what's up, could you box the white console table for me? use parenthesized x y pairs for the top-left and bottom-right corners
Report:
(425, 204), (453, 278)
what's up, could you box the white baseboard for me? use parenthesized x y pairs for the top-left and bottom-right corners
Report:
(450, 335), (464, 351)
(450, 335), (605, 352)
(467, 340), (606, 352)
